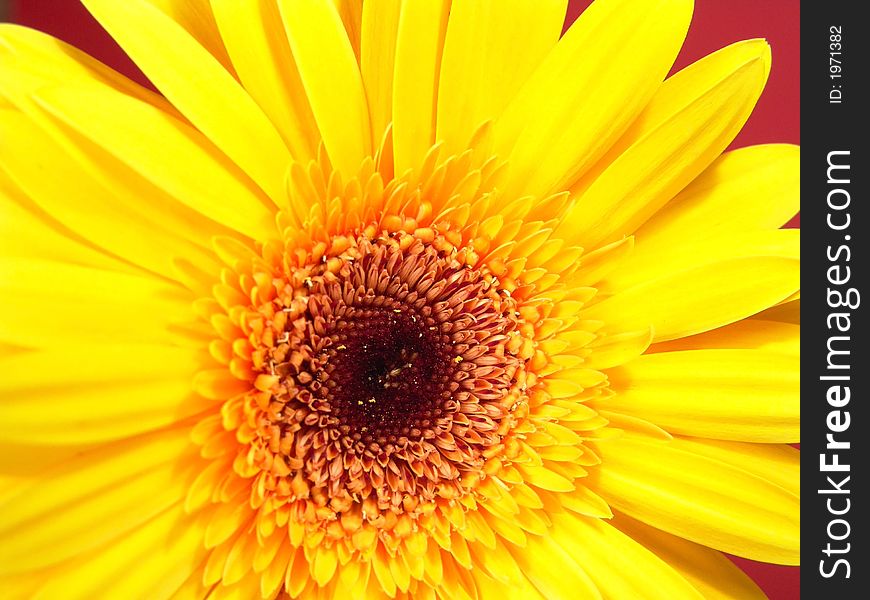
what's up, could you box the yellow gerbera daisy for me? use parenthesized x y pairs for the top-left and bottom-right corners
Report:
(0, 0), (799, 598)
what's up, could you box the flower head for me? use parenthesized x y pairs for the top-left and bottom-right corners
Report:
(0, 0), (799, 598)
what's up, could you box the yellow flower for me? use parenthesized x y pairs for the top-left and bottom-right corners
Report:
(0, 0), (799, 598)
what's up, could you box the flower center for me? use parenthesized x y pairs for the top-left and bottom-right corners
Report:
(322, 304), (448, 443)
(250, 230), (528, 523)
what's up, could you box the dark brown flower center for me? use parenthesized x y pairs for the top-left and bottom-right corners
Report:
(323, 304), (454, 443)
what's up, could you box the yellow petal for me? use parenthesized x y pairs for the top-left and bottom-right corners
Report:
(0, 345), (209, 444)
(612, 513), (765, 600)
(550, 512), (703, 599)
(258, 537), (293, 597)
(650, 319), (799, 356)
(0, 174), (130, 273)
(371, 544), (397, 596)
(601, 349), (798, 442)
(168, 565), (212, 600)
(32, 85), (277, 240)
(436, 0), (566, 155)
(0, 37), (237, 253)
(515, 463), (575, 492)
(752, 298), (800, 324)
(571, 236), (634, 287)
(279, 0), (371, 176)
(332, 0), (364, 63)
(0, 428), (199, 574)
(391, 0), (450, 175)
(312, 545), (339, 586)
(203, 497), (253, 549)
(494, 0), (692, 199)
(634, 144), (800, 243)
(507, 532), (602, 600)
(0, 24), (172, 113)
(581, 256), (799, 342)
(558, 485), (613, 519)
(140, 0), (235, 73)
(584, 328), (653, 370)
(469, 566), (547, 600)
(0, 258), (191, 348)
(601, 223), (799, 294)
(32, 503), (209, 599)
(672, 437), (799, 497)
(284, 547), (309, 598)
(0, 107), (224, 279)
(561, 40), (771, 248)
(466, 538), (526, 587)
(222, 532), (257, 585)
(592, 433), (800, 565)
(82, 0), (291, 201)
(780, 289), (800, 304)
(210, 0), (320, 161)
(360, 0), (401, 146)
(597, 410), (673, 441)
(0, 440), (98, 492)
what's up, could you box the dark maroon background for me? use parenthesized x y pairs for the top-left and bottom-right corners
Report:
(7, 1), (801, 597)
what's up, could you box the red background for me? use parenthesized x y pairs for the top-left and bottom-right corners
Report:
(7, 1), (801, 597)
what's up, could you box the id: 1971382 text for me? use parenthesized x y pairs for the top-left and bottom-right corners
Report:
(829, 25), (844, 104)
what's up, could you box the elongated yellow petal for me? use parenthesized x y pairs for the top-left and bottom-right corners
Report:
(592, 433), (800, 564)
(210, 569), (274, 600)
(671, 437), (799, 497)
(581, 257), (799, 342)
(0, 345), (211, 444)
(571, 236), (634, 287)
(82, 0), (291, 202)
(559, 485), (613, 519)
(561, 40), (771, 248)
(31, 86), (277, 241)
(470, 567), (547, 600)
(332, 0), (364, 62)
(279, 0), (371, 176)
(0, 31), (238, 254)
(436, 0), (565, 156)
(583, 328), (652, 370)
(635, 144), (800, 243)
(515, 463), (575, 492)
(549, 513), (703, 599)
(0, 440), (100, 490)
(0, 24), (173, 113)
(0, 258), (191, 348)
(602, 229), (799, 294)
(32, 503), (209, 599)
(0, 108), (224, 279)
(360, 0), (401, 147)
(507, 533), (602, 599)
(141, 0), (235, 73)
(494, 0), (692, 199)
(575, 41), (772, 186)
(651, 319), (799, 356)
(168, 566), (212, 600)
(600, 349), (798, 442)
(612, 513), (766, 600)
(780, 290), (800, 304)
(0, 174), (130, 273)
(391, 0), (450, 174)
(102, 509), (209, 600)
(0, 428), (200, 574)
(753, 298), (800, 324)
(210, 0), (320, 161)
